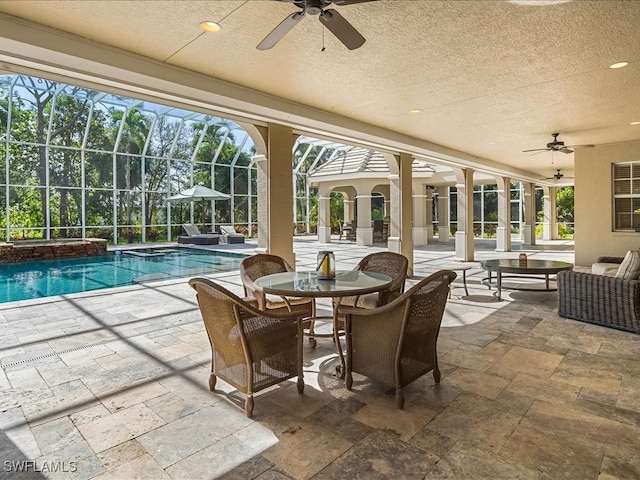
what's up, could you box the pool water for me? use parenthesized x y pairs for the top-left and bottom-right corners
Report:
(0, 247), (246, 303)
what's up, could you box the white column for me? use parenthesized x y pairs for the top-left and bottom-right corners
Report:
(542, 186), (557, 240)
(388, 153), (414, 275)
(317, 195), (331, 243)
(496, 176), (512, 252)
(256, 124), (295, 266)
(355, 194), (373, 246)
(412, 189), (429, 246)
(255, 153), (269, 254)
(437, 186), (450, 242)
(455, 168), (475, 262)
(523, 181), (536, 245)
(344, 198), (354, 224)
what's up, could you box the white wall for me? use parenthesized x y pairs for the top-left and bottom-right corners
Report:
(575, 139), (640, 266)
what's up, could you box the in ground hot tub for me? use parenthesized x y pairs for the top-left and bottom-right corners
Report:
(0, 238), (108, 263)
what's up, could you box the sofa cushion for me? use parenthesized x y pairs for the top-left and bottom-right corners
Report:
(615, 250), (640, 279)
(592, 263), (621, 276)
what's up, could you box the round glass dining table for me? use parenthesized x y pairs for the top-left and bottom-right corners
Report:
(254, 270), (392, 297)
(254, 270), (392, 376)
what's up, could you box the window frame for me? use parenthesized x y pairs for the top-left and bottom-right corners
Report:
(612, 161), (640, 231)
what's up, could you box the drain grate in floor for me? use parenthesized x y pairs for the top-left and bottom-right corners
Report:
(1, 338), (118, 368)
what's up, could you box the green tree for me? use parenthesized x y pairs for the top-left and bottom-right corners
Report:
(14, 78), (90, 237)
(556, 187), (574, 223)
(191, 121), (240, 225)
(146, 115), (183, 229)
(109, 108), (150, 226)
(49, 95), (97, 236)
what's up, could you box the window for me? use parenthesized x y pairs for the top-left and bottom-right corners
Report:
(613, 162), (640, 230)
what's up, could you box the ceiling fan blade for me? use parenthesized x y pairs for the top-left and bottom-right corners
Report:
(319, 9), (365, 50)
(528, 150), (549, 157)
(257, 11), (304, 50)
(522, 148), (548, 153)
(565, 144), (595, 149)
(559, 148), (574, 154)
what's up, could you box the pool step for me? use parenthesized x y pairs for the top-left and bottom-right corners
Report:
(123, 248), (182, 257)
(123, 251), (165, 257)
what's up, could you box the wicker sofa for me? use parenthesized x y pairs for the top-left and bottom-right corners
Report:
(557, 256), (640, 334)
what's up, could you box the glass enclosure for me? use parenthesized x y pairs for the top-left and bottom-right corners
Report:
(0, 74), (257, 243)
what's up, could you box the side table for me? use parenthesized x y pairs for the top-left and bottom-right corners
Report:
(447, 265), (471, 297)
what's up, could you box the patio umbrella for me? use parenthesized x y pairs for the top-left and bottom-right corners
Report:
(166, 185), (230, 230)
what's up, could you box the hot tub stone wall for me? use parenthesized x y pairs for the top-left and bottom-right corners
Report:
(0, 238), (108, 263)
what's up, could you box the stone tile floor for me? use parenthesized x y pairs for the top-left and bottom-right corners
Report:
(1, 237), (639, 479)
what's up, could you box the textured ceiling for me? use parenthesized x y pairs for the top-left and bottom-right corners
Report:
(0, 0), (639, 182)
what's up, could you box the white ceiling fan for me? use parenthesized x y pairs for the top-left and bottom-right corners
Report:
(257, 0), (377, 51)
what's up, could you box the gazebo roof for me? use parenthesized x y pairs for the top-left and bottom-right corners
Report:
(300, 137), (453, 184)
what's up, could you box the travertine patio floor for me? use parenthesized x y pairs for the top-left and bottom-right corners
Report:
(1, 237), (639, 479)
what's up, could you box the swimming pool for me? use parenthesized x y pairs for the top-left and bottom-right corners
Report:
(0, 247), (246, 303)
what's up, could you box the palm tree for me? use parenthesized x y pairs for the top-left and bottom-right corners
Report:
(110, 108), (150, 226)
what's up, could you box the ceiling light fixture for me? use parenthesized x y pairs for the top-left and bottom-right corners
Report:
(200, 0), (249, 33)
(409, 109), (422, 114)
(631, 121), (640, 125)
(200, 21), (221, 32)
(165, 1), (249, 62)
(610, 61), (629, 69)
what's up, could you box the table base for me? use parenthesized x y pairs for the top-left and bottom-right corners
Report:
(483, 270), (559, 300)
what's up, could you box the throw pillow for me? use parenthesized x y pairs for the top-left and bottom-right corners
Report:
(615, 250), (640, 279)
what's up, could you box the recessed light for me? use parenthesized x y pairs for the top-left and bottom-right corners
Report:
(409, 109), (422, 114)
(200, 21), (221, 32)
(631, 121), (640, 125)
(610, 61), (629, 69)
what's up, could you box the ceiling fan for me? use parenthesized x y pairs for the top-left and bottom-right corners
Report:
(543, 169), (564, 181)
(257, 0), (376, 51)
(523, 133), (594, 156)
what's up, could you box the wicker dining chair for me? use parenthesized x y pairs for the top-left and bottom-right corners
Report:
(239, 253), (316, 318)
(340, 270), (456, 409)
(189, 277), (304, 417)
(339, 251), (409, 309)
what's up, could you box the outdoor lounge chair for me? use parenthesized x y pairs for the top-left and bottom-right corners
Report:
(178, 223), (219, 245)
(219, 225), (245, 244)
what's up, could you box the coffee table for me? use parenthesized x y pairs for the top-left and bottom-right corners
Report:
(480, 259), (573, 300)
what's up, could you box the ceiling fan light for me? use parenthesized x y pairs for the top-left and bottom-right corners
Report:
(200, 21), (221, 32)
(609, 61), (629, 69)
